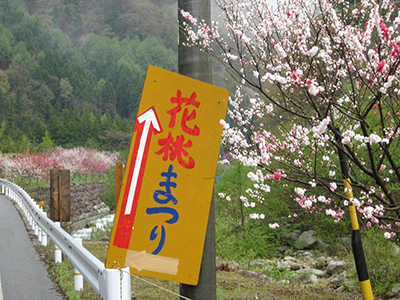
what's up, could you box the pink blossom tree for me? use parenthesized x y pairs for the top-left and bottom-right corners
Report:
(181, 0), (400, 238)
(0, 147), (118, 181)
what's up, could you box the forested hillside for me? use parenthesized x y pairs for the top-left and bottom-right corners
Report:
(0, 0), (178, 152)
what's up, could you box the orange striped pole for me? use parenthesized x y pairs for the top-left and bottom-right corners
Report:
(336, 130), (373, 300)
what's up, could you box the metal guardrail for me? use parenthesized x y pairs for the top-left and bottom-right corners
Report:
(0, 179), (131, 300)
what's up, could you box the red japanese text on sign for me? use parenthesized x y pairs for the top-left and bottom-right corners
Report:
(156, 90), (200, 169)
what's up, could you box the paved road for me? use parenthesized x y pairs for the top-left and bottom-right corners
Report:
(0, 195), (63, 300)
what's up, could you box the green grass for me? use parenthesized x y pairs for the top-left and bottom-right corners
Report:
(31, 240), (369, 300)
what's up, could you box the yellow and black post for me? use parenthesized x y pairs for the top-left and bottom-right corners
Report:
(336, 133), (374, 300)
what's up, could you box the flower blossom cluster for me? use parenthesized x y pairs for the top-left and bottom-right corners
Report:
(183, 0), (400, 238)
(0, 147), (118, 181)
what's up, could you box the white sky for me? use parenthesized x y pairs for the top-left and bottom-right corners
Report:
(267, 0), (279, 10)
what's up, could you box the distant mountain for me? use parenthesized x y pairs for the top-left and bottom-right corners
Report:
(0, 0), (178, 152)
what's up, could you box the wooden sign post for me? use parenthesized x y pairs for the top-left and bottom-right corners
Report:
(50, 169), (71, 223)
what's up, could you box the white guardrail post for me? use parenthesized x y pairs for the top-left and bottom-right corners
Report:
(0, 179), (131, 300)
(54, 222), (62, 264)
(74, 238), (84, 291)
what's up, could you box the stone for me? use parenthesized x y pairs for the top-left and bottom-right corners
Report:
(335, 286), (346, 293)
(296, 267), (326, 278)
(278, 246), (290, 254)
(289, 262), (302, 271)
(326, 260), (346, 275)
(386, 283), (400, 298)
(303, 274), (318, 284)
(317, 238), (329, 250)
(231, 262), (240, 271)
(280, 279), (290, 285)
(284, 256), (297, 262)
(329, 273), (347, 287)
(282, 229), (301, 243)
(392, 243), (400, 255)
(392, 283), (400, 294)
(249, 259), (273, 271)
(296, 230), (318, 249)
(296, 250), (314, 260)
(236, 270), (274, 283)
(314, 256), (327, 269)
(277, 261), (290, 272)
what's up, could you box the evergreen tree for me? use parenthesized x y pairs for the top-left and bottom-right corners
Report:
(39, 129), (55, 151)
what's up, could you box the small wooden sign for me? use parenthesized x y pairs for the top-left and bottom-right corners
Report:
(50, 169), (71, 222)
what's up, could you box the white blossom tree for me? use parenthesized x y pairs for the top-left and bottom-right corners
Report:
(181, 0), (400, 238)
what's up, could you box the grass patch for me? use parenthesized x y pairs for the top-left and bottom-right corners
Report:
(32, 239), (368, 300)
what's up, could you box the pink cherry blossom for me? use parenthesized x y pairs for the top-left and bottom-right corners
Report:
(181, 0), (400, 234)
(376, 61), (386, 72)
(379, 22), (390, 41)
(273, 172), (282, 181)
(391, 41), (400, 58)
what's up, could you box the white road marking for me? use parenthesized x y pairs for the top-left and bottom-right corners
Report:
(0, 270), (3, 300)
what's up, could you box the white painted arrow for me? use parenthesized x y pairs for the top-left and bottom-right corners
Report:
(125, 108), (161, 215)
(125, 250), (179, 275)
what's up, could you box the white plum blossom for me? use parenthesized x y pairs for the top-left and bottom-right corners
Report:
(308, 46), (319, 57)
(274, 43), (287, 58)
(369, 133), (382, 144)
(304, 199), (313, 208)
(384, 232), (391, 239)
(326, 209), (337, 217)
(363, 206), (374, 218)
(351, 198), (361, 207)
(181, 0), (400, 232)
(313, 117), (331, 135)
(269, 223), (280, 229)
(295, 187), (306, 197)
(308, 84), (319, 96)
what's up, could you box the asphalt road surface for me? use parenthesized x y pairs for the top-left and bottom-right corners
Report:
(0, 195), (63, 300)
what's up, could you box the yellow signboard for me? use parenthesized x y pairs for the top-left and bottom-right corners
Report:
(106, 65), (229, 285)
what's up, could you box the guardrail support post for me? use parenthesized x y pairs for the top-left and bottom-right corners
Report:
(41, 212), (48, 247)
(38, 226), (42, 243)
(54, 222), (62, 263)
(34, 222), (39, 236)
(74, 238), (84, 291)
(103, 267), (131, 300)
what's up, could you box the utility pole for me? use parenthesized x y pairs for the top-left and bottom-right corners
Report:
(178, 0), (216, 299)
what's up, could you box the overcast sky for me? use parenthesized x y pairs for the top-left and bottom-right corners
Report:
(267, 0), (279, 10)
(212, 0), (279, 18)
